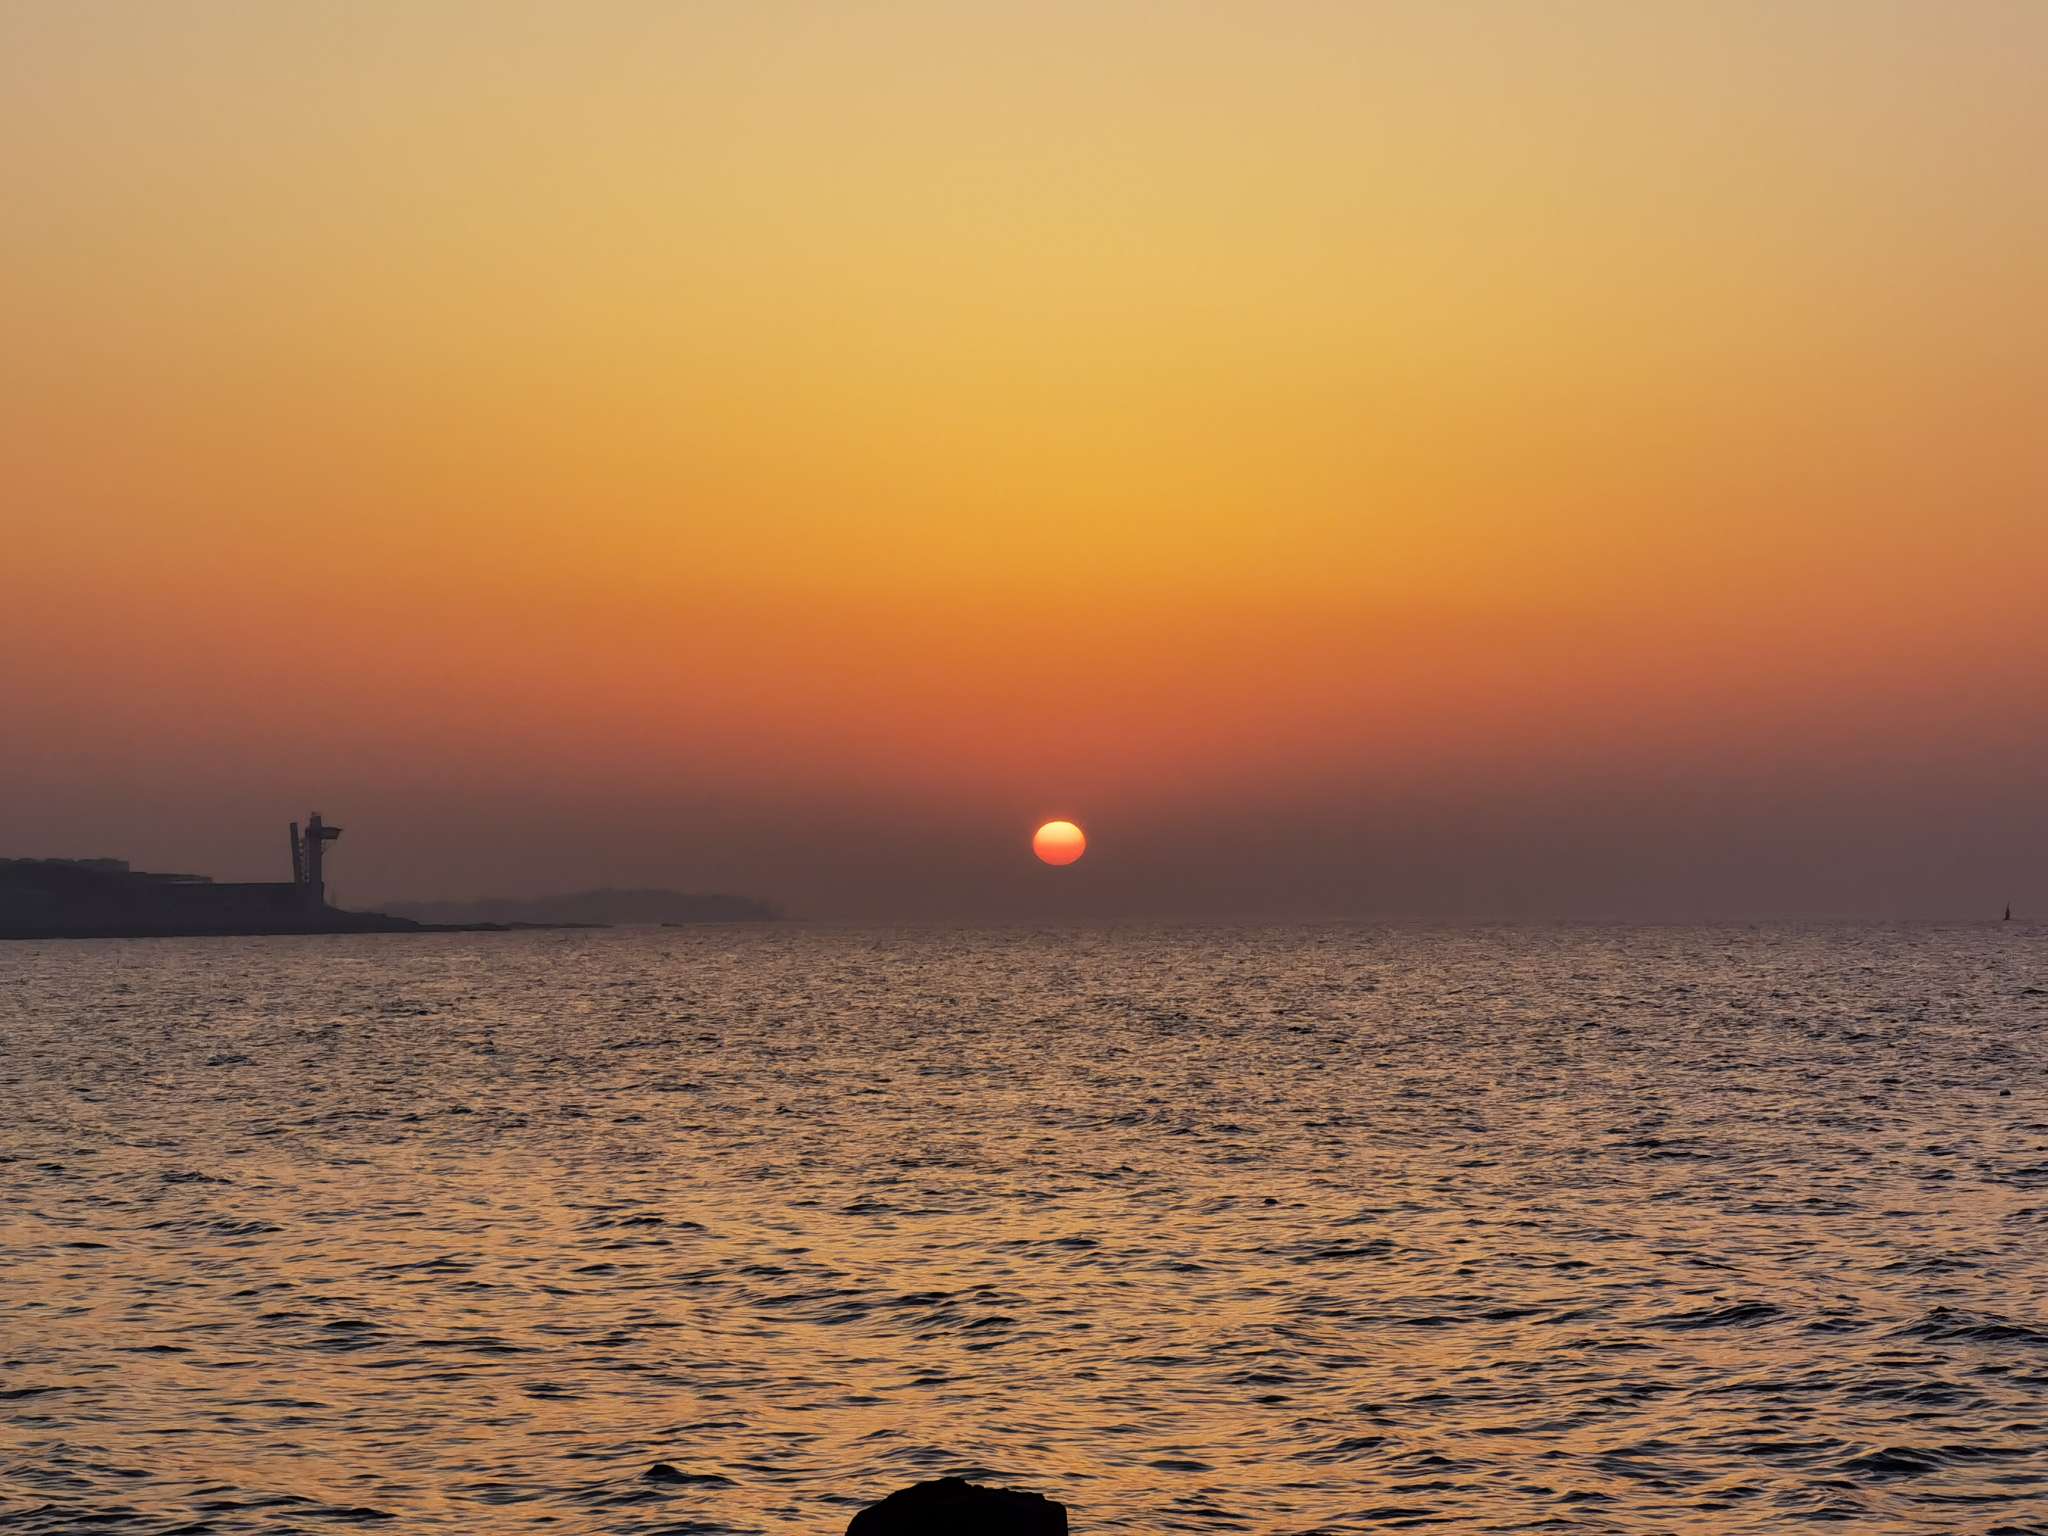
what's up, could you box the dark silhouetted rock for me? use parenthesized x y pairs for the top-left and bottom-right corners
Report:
(846, 1477), (1066, 1536)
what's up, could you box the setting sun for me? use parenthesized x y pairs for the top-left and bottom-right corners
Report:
(1032, 821), (1087, 867)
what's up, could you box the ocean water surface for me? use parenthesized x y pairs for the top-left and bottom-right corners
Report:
(2, 925), (2044, 1533)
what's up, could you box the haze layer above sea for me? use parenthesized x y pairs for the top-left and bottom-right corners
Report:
(2, 925), (2045, 1534)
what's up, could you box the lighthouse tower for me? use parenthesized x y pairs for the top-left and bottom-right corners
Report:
(287, 813), (343, 910)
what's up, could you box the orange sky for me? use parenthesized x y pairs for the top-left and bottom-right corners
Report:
(4, 2), (2044, 916)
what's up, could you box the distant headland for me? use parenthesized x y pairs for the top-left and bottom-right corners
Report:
(382, 888), (783, 927)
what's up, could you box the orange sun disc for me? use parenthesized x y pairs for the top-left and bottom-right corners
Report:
(1032, 820), (1087, 866)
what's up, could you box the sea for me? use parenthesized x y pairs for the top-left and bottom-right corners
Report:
(2, 925), (2044, 1534)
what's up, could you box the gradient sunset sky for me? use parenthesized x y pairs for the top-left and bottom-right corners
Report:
(4, 1), (2044, 918)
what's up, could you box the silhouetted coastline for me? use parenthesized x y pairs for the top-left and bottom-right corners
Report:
(383, 888), (783, 926)
(0, 856), (559, 940)
(0, 813), (641, 940)
(0, 813), (431, 939)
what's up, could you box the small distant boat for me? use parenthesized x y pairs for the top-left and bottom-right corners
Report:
(2005, 905), (2013, 922)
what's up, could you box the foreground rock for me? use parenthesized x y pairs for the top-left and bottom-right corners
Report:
(846, 1477), (1067, 1535)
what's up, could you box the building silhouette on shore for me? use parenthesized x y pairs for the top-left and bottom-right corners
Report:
(0, 813), (421, 939)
